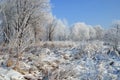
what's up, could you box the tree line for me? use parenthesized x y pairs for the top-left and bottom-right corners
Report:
(0, 0), (119, 48)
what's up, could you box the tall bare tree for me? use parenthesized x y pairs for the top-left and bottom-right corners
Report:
(0, 0), (51, 69)
(0, 0), (50, 43)
(46, 18), (57, 41)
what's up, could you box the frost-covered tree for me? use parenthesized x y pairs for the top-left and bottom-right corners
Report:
(46, 17), (57, 41)
(0, 0), (51, 43)
(104, 22), (120, 51)
(71, 22), (90, 41)
(89, 26), (96, 40)
(0, 0), (51, 69)
(94, 25), (104, 40)
(54, 19), (70, 41)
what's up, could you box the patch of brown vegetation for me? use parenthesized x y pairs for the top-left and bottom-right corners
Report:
(6, 58), (14, 67)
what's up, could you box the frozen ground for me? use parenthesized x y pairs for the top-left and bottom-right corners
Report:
(0, 41), (120, 80)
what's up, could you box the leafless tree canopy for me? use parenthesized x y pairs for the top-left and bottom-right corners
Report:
(0, 0), (51, 44)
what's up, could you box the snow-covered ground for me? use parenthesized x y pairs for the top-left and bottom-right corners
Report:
(0, 41), (120, 80)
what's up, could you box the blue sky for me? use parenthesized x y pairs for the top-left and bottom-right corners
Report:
(50, 0), (120, 28)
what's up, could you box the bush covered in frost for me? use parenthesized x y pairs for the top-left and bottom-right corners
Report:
(0, 41), (120, 80)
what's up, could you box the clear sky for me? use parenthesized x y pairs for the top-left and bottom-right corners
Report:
(50, 0), (120, 28)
